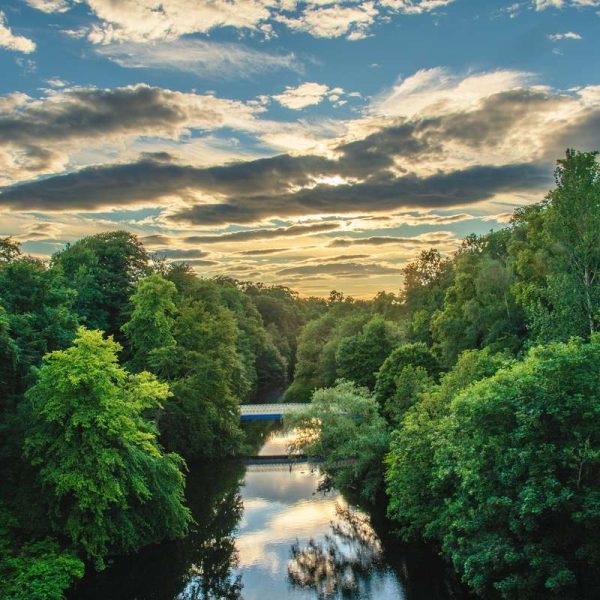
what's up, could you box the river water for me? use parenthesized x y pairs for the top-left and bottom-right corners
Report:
(71, 424), (466, 599)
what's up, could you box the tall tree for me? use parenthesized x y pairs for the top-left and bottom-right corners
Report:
(122, 273), (177, 373)
(24, 328), (190, 568)
(543, 149), (600, 338)
(52, 232), (149, 339)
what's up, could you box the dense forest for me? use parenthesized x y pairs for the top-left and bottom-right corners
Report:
(1, 149), (600, 599)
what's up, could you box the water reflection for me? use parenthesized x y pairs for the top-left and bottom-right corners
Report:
(71, 425), (467, 600)
(288, 503), (388, 598)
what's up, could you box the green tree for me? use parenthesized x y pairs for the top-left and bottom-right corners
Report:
(386, 348), (509, 541)
(52, 232), (149, 338)
(287, 380), (389, 503)
(374, 342), (439, 411)
(335, 316), (401, 390)
(122, 273), (177, 373)
(544, 150), (600, 338)
(24, 328), (190, 568)
(0, 533), (84, 600)
(431, 231), (523, 366)
(430, 337), (600, 598)
(156, 298), (244, 459)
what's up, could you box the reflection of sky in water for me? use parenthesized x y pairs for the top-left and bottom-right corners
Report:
(258, 428), (300, 456)
(233, 430), (406, 599)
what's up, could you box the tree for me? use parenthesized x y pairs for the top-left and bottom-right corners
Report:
(0, 237), (21, 263)
(374, 342), (439, 412)
(156, 298), (244, 459)
(52, 232), (149, 338)
(24, 328), (190, 568)
(0, 533), (84, 600)
(335, 316), (401, 390)
(287, 380), (389, 503)
(543, 149), (600, 338)
(431, 231), (524, 366)
(122, 273), (177, 373)
(431, 337), (600, 597)
(0, 255), (78, 401)
(400, 249), (453, 345)
(386, 348), (510, 541)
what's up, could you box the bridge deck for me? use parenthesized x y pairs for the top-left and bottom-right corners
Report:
(239, 403), (306, 420)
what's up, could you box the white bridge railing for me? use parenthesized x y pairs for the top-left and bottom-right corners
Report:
(239, 403), (306, 419)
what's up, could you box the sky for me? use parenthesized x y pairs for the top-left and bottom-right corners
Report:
(1, 0), (599, 297)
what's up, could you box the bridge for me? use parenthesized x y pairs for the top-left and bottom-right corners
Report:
(239, 403), (307, 421)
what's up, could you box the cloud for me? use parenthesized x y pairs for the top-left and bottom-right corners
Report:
(237, 248), (288, 255)
(95, 39), (299, 78)
(24, 0), (69, 12)
(548, 32), (583, 41)
(370, 67), (532, 118)
(275, 3), (378, 40)
(273, 82), (342, 110)
(379, 0), (456, 14)
(277, 261), (404, 278)
(182, 221), (340, 243)
(3, 71), (599, 230)
(168, 258), (218, 266)
(534, 0), (600, 8)
(328, 231), (457, 247)
(0, 12), (36, 53)
(170, 163), (550, 225)
(27, 0), (458, 44)
(151, 248), (210, 258)
(140, 234), (172, 246)
(0, 84), (262, 184)
(60, 0), (274, 44)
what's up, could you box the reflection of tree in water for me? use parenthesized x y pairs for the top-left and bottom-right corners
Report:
(70, 460), (246, 600)
(177, 483), (244, 600)
(288, 502), (384, 598)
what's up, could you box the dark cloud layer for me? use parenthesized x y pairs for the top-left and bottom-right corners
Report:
(183, 221), (339, 243)
(3, 87), (594, 222)
(173, 162), (550, 225)
(152, 248), (209, 258)
(277, 261), (403, 277)
(328, 232), (455, 247)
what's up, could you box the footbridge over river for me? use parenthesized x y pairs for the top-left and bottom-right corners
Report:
(239, 403), (306, 421)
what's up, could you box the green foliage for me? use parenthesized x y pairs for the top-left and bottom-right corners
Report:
(287, 380), (389, 503)
(510, 150), (600, 343)
(436, 337), (600, 597)
(155, 297), (244, 459)
(335, 316), (402, 390)
(284, 307), (370, 402)
(387, 339), (600, 598)
(374, 342), (439, 413)
(122, 273), (177, 372)
(52, 231), (149, 338)
(24, 328), (190, 568)
(431, 230), (524, 366)
(386, 348), (510, 541)
(0, 255), (78, 403)
(0, 532), (84, 600)
(217, 281), (287, 399)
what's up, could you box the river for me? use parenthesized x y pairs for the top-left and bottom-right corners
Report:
(70, 423), (467, 599)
